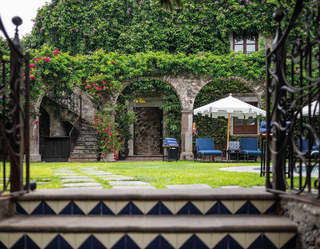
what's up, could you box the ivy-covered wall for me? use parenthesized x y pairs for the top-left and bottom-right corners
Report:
(24, 0), (277, 55)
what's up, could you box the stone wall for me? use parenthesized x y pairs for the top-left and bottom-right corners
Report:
(0, 197), (15, 220)
(280, 197), (320, 249)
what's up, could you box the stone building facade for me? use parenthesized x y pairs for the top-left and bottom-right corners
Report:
(29, 73), (265, 162)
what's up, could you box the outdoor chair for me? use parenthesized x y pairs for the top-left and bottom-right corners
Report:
(298, 139), (319, 158)
(226, 141), (240, 161)
(239, 138), (262, 161)
(195, 138), (222, 161)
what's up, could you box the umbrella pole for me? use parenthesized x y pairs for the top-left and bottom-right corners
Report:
(227, 113), (231, 154)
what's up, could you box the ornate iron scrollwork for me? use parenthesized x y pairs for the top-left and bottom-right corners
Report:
(0, 16), (30, 194)
(266, 0), (320, 198)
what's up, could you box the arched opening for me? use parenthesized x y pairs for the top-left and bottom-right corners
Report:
(116, 79), (181, 159)
(193, 78), (259, 155)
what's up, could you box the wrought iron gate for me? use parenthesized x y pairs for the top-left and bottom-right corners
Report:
(266, 0), (320, 199)
(0, 16), (30, 194)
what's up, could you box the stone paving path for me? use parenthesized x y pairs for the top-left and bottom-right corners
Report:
(54, 167), (155, 189)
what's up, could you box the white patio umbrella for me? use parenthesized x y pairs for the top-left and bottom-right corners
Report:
(302, 100), (319, 116)
(193, 93), (266, 148)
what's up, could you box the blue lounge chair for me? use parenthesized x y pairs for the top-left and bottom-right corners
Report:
(239, 138), (262, 161)
(196, 138), (222, 161)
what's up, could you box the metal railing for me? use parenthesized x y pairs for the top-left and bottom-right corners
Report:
(0, 16), (30, 194)
(266, 0), (320, 199)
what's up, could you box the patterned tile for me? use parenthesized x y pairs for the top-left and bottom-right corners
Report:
(192, 201), (215, 215)
(62, 233), (90, 249)
(111, 234), (141, 249)
(162, 201), (187, 215)
(145, 235), (175, 249)
(45, 234), (73, 249)
(118, 201), (143, 215)
(180, 234), (210, 249)
(28, 233), (56, 249)
(11, 235), (40, 249)
(16, 201), (40, 215)
(132, 201), (158, 215)
(8, 233), (24, 249)
(279, 233), (296, 249)
(213, 234), (244, 249)
(31, 201), (56, 215)
(235, 201), (260, 215)
(0, 233), (9, 249)
(59, 201), (85, 215)
(147, 201), (173, 215)
(251, 200), (276, 214)
(74, 201), (99, 215)
(78, 234), (106, 249)
(15, 202), (28, 215)
(247, 234), (278, 249)
(89, 201), (115, 215)
(177, 202), (202, 215)
(46, 201), (70, 215)
(206, 201), (232, 214)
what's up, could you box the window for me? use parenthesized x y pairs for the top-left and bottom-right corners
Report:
(233, 33), (258, 53)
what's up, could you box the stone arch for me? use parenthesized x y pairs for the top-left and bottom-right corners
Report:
(191, 76), (265, 109)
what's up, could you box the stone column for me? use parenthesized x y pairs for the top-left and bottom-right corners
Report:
(180, 110), (194, 160)
(29, 115), (41, 162)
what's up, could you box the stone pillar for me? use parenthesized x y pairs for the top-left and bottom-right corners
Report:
(29, 115), (41, 162)
(180, 110), (194, 160)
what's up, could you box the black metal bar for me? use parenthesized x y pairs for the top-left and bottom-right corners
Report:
(24, 52), (30, 192)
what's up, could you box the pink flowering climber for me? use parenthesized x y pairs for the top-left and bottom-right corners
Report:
(29, 64), (35, 68)
(54, 49), (60, 56)
(43, 57), (51, 62)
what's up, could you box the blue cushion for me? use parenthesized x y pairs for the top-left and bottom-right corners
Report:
(196, 138), (215, 151)
(240, 149), (262, 156)
(198, 150), (222, 156)
(240, 138), (259, 151)
(163, 138), (179, 147)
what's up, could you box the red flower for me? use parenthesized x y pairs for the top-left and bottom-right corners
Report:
(86, 84), (91, 89)
(29, 64), (35, 68)
(33, 57), (39, 63)
(101, 153), (105, 157)
(54, 49), (60, 56)
(43, 57), (51, 62)
(30, 75), (36, 80)
(34, 120), (39, 125)
(111, 61), (115, 65)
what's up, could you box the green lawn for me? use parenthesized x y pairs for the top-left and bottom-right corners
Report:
(23, 161), (265, 189)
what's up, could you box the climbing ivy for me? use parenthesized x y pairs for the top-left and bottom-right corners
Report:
(24, 0), (278, 55)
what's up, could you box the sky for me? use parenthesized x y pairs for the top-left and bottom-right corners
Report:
(0, 0), (50, 38)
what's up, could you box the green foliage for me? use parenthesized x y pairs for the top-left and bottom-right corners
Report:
(28, 46), (266, 139)
(24, 0), (277, 55)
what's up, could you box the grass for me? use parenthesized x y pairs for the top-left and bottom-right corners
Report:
(0, 161), (265, 189)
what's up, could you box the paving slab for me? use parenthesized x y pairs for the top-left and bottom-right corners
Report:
(61, 178), (95, 182)
(166, 184), (212, 189)
(103, 176), (135, 181)
(220, 186), (241, 189)
(54, 173), (78, 176)
(112, 186), (156, 190)
(83, 172), (114, 176)
(61, 176), (90, 179)
(108, 181), (150, 186)
(63, 183), (102, 188)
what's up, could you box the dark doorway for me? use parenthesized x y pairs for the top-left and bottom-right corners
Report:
(134, 107), (162, 155)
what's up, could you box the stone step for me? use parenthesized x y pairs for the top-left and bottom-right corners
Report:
(71, 148), (97, 154)
(15, 189), (278, 216)
(69, 153), (97, 159)
(0, 215), (297, 249)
